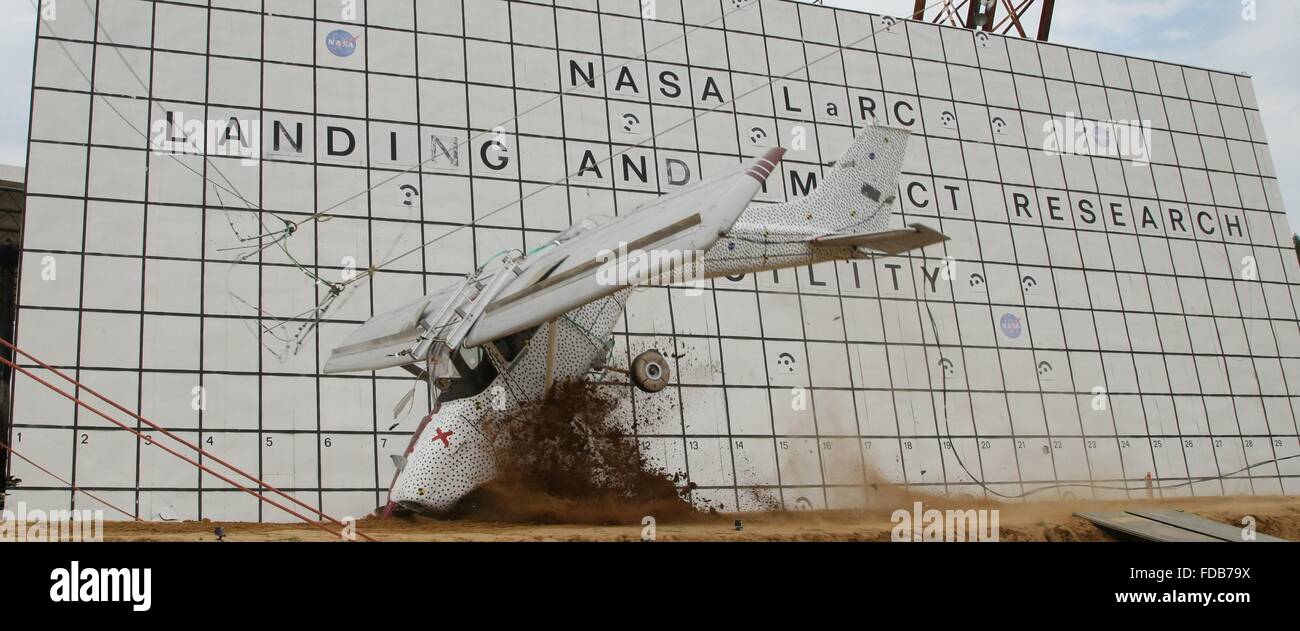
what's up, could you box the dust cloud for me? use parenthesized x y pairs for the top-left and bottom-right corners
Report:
(448, 380), (709, 525)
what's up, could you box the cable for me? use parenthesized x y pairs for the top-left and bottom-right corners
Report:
(273, 2), (951, 357)
(41, 0), (955, 359)
(37, 0), (269, 220)
(919, 302), (1298, 499)
(42, 0), (792, 357)
(35, 0), (338, 358)
(0, 352), (370, 540)
(287, 0), (761, 229)
(341, 3), (953, 287)
(0, 337), (371, 537)
(0, 439), (139, 521)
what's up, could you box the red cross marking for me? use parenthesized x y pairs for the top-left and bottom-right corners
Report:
(432, 427), (454, 447)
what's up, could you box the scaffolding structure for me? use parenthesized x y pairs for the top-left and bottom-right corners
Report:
(911, 0), (1057, 41)
(0, 168), (21, 510)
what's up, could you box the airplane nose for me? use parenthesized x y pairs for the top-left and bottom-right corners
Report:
(390, 412), (496, 514)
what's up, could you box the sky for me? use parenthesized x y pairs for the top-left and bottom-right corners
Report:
(1, 0), (1297, 233)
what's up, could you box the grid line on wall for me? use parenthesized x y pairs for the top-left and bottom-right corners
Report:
(9, 0), (1299, 519)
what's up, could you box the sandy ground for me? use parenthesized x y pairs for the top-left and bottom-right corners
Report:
(96, 495), (1300, 542)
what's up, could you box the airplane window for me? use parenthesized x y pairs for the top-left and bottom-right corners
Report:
(429, 353), (460, 380)
(492, 326), (537, 365)
(435, 346), (498, 403)
(460, 347), (483, 370)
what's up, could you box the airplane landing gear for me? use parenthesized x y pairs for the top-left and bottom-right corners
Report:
(631, 350), (671, 393)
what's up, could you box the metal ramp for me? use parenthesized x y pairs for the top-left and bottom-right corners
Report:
(1075, 510), (1289, 542)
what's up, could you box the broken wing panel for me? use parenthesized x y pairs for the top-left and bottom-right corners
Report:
(323, 287), (450, 374)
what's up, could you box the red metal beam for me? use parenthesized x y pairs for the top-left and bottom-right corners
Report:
(945, 0), (965, 26)
(929, 0), (965, 26)
(990, 0), (1032, 36)
(913, 0), (1053, 41)
(965, 0), (982, 29)
(0, 438), (139, 520)
(999, 0), (1030, 38)
(1037, 0), (1056, 41)
(0, 337), (377, 540)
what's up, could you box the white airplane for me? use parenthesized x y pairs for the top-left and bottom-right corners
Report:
(324, 125), (948, 514)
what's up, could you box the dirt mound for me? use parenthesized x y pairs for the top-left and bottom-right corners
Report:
(95, 495), (1300, 541)
(449, 380), (705, 525)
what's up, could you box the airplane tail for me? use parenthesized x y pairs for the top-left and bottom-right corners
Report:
(746, 125), (911, 235)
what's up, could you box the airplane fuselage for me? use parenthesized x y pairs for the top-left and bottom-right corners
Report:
(390, 289), (632, 512)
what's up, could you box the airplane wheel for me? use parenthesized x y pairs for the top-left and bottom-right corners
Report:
(631, 350), (671, 393)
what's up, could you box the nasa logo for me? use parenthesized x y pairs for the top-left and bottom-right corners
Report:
(1000, 313), (1022, 339)
(325, 29), (358, 57)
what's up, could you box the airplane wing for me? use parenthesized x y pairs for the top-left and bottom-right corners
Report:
(322, 148), (786, 372)
(322, 284), (456, 374)
(813, 223), (949, 255)
(459, 148), (786, 348)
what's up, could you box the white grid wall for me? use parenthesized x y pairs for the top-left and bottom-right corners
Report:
(11, 0), (1300, 520)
